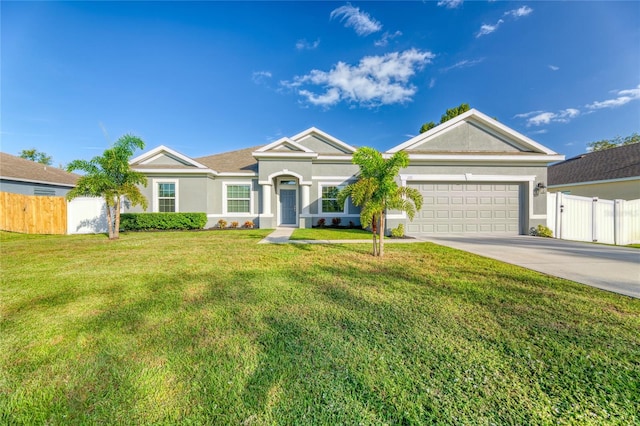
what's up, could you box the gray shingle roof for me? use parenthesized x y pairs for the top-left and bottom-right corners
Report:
(0, 152), (79, 186)
(195, 145), (264, 174)
(548, 143), (640, 185)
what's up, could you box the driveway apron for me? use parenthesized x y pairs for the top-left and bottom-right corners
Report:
(418, 235), (640, 298)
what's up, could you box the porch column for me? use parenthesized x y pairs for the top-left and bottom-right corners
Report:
(301, 183), (310, 214)
(262, 183), (272, 215)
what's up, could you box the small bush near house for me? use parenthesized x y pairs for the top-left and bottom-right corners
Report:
(243, 221), (254, 229)
(317, 218), (326, 228)
(230, 221), (239, 229)
(217, 219), (228, 229)
(349, 221), (355, 228)
(391, 223), (405, 238)
(120, 213), (207, 231)
(331, 217), (342, 226)
(536, 224), (553, 238)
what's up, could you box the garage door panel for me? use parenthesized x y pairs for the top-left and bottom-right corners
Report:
(408, 182), (521, 235)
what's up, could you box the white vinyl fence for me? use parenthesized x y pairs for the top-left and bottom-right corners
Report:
(67, 197), (108, 234)
(547, 192), (640, 245)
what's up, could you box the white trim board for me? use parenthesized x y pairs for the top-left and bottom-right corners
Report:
(548, 176), (640, 188)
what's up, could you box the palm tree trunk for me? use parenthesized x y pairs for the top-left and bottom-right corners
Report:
(105, 198), (114, 240)
(379, 213), (385, 257)
(114, 196), (121, 240)
(371, 217), (378, 256)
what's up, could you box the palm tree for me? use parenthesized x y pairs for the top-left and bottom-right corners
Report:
(339, 147), (423, 257)
(66, 134), (148, 240)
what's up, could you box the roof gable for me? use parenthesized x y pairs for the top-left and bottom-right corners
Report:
(255, 138), (315, 154)
(388, 109), (558, 155)
(129, 145), (209, 169)
(549, 143), (640, 185)
(254, 127), (356, 158)
(0, 152), (79, 187)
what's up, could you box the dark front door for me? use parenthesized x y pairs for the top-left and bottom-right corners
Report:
(280, 189), (296, 225)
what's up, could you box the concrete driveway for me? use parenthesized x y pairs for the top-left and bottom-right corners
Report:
(417, 235), (640, 298)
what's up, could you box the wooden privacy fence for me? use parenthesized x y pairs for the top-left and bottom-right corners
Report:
(0, 192), (67, 235)
(547, 192), (640, 245)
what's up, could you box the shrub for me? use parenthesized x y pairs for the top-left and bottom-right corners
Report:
(391, 223), (405, 238)
(230, 221), (239, 229)
(120, 213), (207, 231)
(243, 221), (254, 229)
(217, 219), (228, 229)
(317, 218), (326, 228)
(536, 224), (553, 238)
(349, 221), (355, 229)
(331, 217), (342, 226)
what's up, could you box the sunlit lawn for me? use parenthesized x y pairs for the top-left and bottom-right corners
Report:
(1, 230), (638, 424)
(290, 227), (372, 240)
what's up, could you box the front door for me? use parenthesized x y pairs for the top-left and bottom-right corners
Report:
(280, 189), (297, 225)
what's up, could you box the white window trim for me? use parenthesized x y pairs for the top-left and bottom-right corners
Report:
(223, 182), (254, 216)
(318, 182), (347, 215)
(152, 179), (179, 213)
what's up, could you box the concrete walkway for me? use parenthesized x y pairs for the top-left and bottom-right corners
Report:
(258, 227), (296, 244)
(419, 235), (640, 298)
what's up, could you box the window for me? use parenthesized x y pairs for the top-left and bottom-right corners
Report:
(158, 182), (176, 212)
(321, 185), (343, 213)
(227, 184), (251, 213)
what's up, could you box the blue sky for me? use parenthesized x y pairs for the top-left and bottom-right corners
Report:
(2, 1), (639, 167)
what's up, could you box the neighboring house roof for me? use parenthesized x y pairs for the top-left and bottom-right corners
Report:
(0, 152), (79, 187)
(196, 145), (264, 173)
(548, 143), (640, 185)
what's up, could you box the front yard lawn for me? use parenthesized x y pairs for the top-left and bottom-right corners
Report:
(290, 227), (372, 240)
(1, 230), (638, 424)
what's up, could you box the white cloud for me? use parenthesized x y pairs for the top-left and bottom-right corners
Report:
(437, 0), (463, 9)
(281, 49), (435, 108)
(517, 108), (580, 127)
(374, 30), (402, 47)
(477, 5), (532, 38)
(441, 58), (485, 72)
(505, 6), (533, 18)
(295, 39), (320, 50)
(476, 20), (503, 38)
(429, 78), (436, 89)
(586, 84), (640, 109)
(548, 65), (559, 71)
(529, 129), (548, 135)
(514, 110), (543, 119)
(330, 3), (382, 36)
(526, 112), (555, 126)
(252, 71), (272, 85)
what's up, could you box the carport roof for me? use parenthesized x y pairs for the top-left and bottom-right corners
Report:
(549, 143), (640, 185)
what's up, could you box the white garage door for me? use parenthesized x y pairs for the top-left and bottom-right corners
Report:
(407, 182), (521, 234)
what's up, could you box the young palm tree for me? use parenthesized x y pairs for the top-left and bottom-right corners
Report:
(66, 134), (148, 240)
(339, 147), (423, 257)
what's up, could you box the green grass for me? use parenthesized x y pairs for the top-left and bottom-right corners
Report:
(1, 230), (639, 425)
(627, 244), (640, 249)
(290, 227), (373, 240)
